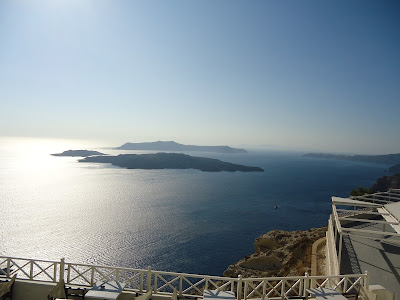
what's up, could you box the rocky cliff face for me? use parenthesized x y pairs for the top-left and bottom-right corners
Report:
(371, 174), (400, 192)
(223, 227), (326, 278)
(388, 164), (400, 175)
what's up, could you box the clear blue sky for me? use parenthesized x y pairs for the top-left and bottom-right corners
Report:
(1, 0), (399, 154)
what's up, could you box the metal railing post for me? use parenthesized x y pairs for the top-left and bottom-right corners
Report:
(147, 266), (152, 292)
(67, 263), (71, 284)
(304, 273), (309, 298)
(338, 234), (343, 271)
(153, 271), (157, 293)
(140, 271), (144, 291)
(6, 259), (11, 277)
(53, 262), (57, 283)
(90, 266), (95, 286)
(364, 271), (369, 290)
(262, 279), (266, 300)
(237, 275), (242, 300)
(179, 275), (183, 296)
(244, 280), (248, 300)
(299, 277), (303, 297)
(59, 258), (65, 282)
(30, 260), (34, 280)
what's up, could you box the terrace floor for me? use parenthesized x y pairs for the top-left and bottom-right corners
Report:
(340, 223), (400, 300)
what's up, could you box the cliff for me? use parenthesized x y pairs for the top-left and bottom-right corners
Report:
(370, 174), (400, 192)
(389, 164), (400, 174)
(78, 153), (263, 172)
(116, 141), (247, 154)
(223, 227), (326, 278)
(350, 173), (400, 196)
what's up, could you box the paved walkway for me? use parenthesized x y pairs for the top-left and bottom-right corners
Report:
(340, 223), (400, 300)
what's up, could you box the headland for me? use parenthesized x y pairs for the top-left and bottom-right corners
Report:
(223, 227), (326, 278)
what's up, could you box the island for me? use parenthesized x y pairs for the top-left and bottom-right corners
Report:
(116, 141), (247, 154)
(78, 152), (263, 172)
(51, 150), (106, 157)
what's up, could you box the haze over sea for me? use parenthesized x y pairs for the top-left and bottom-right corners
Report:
(0, 137), (389, 276)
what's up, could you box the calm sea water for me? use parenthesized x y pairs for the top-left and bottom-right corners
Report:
(0, 137), (389, 276)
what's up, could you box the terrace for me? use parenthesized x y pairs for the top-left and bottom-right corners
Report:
(328, 189), (400, 299)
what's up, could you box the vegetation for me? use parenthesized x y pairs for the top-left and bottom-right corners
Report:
(350, 186), (373, 196)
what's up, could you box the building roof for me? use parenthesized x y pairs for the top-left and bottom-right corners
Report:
(331, 189), (400, 299)
(332, 189), (400, 241)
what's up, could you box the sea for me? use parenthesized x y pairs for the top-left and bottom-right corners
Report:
(0, 137), (390, 276)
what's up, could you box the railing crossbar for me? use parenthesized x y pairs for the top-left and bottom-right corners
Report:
(32, 261), (55, 280)
(118, 271), (142, 289)
(318, 277), (329, 288)
(344, 277), (361, 293)
(157, 275), (179, 291)
(10, 260), (31, 279)
(207, 278), (222, 290)
(218, 280), (232, 291)
(67, 265), (92, 285)
(285, 279), (301, 296)
(182, 277), (205, 294)
(93, 267), (117, 282)
(266, 280), (282, 298)
(332, 277), (346, 292)
(247, 281), (263, 298)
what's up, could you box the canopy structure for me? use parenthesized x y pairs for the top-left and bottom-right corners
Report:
(330, 189), (400, 269)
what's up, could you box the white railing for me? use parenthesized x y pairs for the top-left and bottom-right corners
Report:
(0, 256), (60, 282)
(0, 256), (368, 299)
(240, 273), (366, 300)
(326, 215), (340, 275)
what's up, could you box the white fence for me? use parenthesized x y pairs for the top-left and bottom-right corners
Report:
(326, 214), (340, 275)
(0, 256), (368, 299)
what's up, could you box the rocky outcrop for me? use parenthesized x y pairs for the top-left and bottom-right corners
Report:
(223, 227), (326, 278)
(389, 164), (400, 174)
(370, 174), (400, 192)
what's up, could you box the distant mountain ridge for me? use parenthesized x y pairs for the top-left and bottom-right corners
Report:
(389, 164), (400, 174)
(303, 152), (400, 165)
(116, 141), (247, 154)
(51, 150), (105, 157)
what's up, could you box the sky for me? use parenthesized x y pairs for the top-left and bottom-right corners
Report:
(0, 0), (399, 154)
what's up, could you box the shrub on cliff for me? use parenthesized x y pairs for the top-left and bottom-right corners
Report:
(350, 186), (372, 196)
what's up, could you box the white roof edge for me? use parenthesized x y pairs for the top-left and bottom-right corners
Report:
(332, 196), (382, 207)
(377, 207), (400, 234)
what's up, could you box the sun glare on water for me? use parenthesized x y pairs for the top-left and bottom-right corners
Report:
(0, 137), (102, 182)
